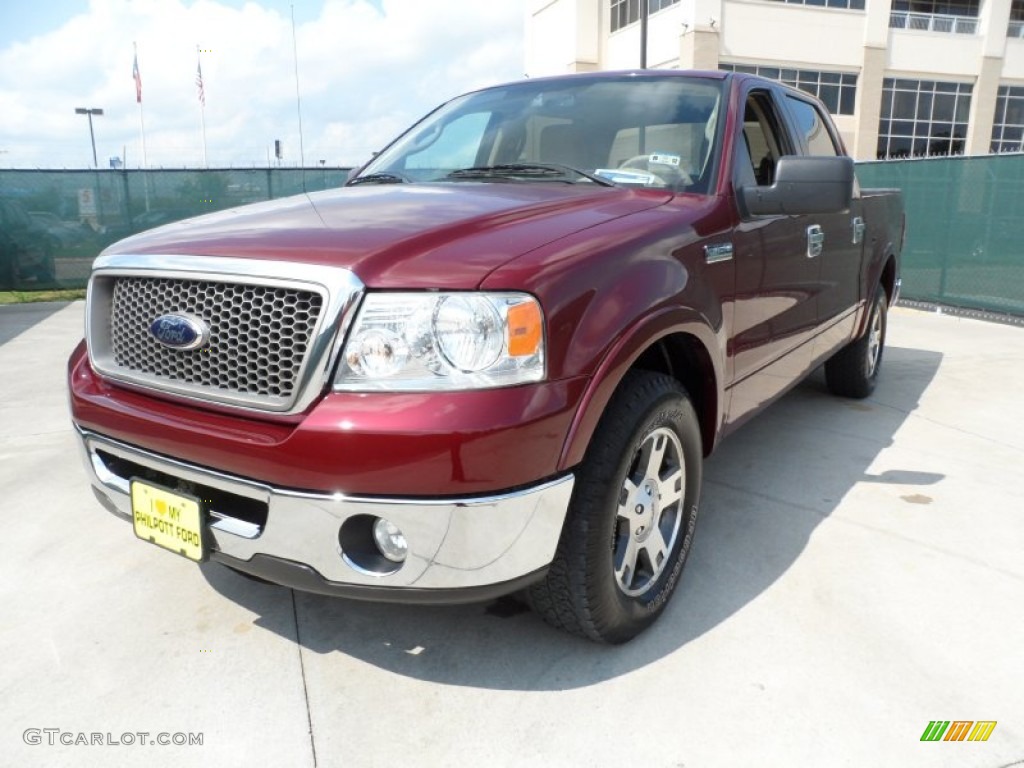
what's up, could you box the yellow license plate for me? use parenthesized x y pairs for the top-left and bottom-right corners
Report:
(131, 479), (206, 562)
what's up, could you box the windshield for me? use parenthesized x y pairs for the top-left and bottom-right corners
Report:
(355, 75), (725, 194)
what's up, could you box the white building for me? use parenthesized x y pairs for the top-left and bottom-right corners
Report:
(525, 0), (1024, 159)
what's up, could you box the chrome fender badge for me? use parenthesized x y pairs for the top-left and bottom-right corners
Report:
(149, 313), (210, 351)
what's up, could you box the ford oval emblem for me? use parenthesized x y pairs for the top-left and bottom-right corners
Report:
(149, 313), (210, 351)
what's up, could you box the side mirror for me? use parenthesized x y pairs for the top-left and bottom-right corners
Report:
(740, 155), (854, 216)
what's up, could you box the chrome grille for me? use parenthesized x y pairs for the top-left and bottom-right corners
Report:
(87, 255), (364, 414)
(110, 276), (324, 400)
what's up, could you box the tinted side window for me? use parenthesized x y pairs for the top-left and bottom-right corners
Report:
(785, 96), (838, 157)
(738, 91), (789, 187)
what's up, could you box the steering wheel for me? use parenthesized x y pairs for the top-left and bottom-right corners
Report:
(618, 154), (693, 187)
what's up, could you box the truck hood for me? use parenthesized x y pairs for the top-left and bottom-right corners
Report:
(104, 183), (674, 289)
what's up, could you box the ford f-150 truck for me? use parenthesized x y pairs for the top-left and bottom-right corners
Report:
(69, 70), (903, 643)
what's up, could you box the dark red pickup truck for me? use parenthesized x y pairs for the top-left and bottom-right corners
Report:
(69, 70), (903, 642)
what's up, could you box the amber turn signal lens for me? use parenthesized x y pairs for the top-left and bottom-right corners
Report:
(506, 300), (543, 357)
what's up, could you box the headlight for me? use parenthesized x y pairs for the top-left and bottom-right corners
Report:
(333, 292), (545, 391)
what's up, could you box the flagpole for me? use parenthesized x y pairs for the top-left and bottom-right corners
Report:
(134, 42), (150, 210)
(197, 45), (208, 168)
(200, 99), (208, 168)
(140, 101), (150, 209)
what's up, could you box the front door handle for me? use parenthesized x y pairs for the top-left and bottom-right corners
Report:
(807, 224), (825, 258)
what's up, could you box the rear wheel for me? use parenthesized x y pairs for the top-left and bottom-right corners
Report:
(825, 286), (887, 399)
(528, 370), (703, 643)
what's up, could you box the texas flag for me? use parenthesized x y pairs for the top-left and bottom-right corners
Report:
(133, 52), (142, 103)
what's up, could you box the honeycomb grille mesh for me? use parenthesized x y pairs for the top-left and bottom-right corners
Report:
(109, 277), (323, 400)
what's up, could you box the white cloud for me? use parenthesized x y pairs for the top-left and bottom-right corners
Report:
(0, 0), (525, 168)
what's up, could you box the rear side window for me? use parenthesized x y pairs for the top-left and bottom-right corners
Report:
(785, 96), (838, 157)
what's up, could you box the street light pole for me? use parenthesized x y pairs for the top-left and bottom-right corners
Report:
(75, 107), (104, 167)
(640, 0), (649, 69)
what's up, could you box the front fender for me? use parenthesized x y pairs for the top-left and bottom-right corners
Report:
(557, 307), (723, 471)
(479, 199), (732, 474)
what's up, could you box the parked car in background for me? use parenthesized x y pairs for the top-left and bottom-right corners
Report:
(130, 208), (198, 232)
(29, 211), (85, 247)
(0, 199), (56, 288)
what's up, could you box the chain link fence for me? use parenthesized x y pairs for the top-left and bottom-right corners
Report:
(0, 168), (350, 291)
(3, 157), (1024, 318)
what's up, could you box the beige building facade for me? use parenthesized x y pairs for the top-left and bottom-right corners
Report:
(525, 0), (1024, 160)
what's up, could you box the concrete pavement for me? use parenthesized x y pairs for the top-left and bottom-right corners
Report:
(1, 302), (1022, 767)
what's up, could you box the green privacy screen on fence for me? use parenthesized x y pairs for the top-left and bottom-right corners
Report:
(1, 157), (1023, 316)
(0, 167), (351, 291)
(856, 154), (1024, 316)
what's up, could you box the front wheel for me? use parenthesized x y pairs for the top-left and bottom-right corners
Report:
(528, 370), (703, 643)
(825, 286), (888, 399)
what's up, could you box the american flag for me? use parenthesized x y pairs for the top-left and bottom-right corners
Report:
(132, 51), (142, 103)
(196, 57), (205, 107)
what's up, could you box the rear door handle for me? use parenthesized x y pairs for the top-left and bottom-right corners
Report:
(851, 216), (866, 244)
(807, 224), (825, 258)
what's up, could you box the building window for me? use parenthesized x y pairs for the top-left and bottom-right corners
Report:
(762, 0), (865, 9)
(610, 0), (681, 34)
(876, 78), (972, 159)
(991, 86), (1024, 153)
(1010, 0), (1024, 37)
(889, 0), (979, 34)
(720, 64), (858, 115)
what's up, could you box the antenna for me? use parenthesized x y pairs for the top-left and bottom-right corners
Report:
(291, 4), (306, 169)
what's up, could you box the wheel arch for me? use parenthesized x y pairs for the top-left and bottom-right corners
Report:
(880, 253), (897, 305)
(558, 310), (723, 471)
(855, 245), (898, 338)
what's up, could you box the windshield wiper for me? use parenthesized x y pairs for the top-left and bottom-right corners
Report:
(444, 163), (615, 187)
(347, 172), (411, 186)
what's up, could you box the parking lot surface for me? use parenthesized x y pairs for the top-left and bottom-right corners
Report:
(1, 301), (1022, 768)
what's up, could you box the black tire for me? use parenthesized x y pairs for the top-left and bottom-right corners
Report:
(528, 370), (703, 643)
(825, 286), (888, 399)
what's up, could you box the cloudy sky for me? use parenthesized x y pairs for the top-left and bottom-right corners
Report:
(0, 0), (526, 169)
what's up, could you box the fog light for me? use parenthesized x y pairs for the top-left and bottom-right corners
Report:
(372, 518), (408, 563)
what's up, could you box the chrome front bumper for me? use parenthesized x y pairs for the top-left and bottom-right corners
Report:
(76, 428), (573, 597)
